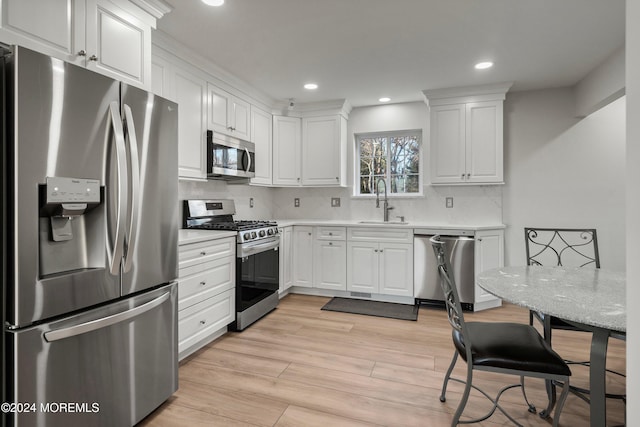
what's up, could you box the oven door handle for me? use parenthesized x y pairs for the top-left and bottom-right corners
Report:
(237, 238), (279, 258)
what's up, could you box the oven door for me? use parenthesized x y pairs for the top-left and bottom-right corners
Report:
(235, 237), (279, 331)
(207, 131), (255, 179)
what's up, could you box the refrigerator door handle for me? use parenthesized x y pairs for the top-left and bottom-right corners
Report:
(43, 290), (171, 342)
(107, 101), (128, 275)
(122, 104), (141, 273)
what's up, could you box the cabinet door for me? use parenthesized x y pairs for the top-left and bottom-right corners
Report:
(292, 226), (313, 287)
(85, 0), (152, 89)
(474, 230), (504, 305)
(278, 227), (293, 294)
(175, 69), (207, 179)
(430, 104), (466, 184)
(273, 116), (301, 186)
(347, 241), (379, 293)
(313, 240), (346, 291)
(466, 101), (503, 183)
(231, 96), (251, 141)
(379, 243), (413, 297)
(0, 0), (85, 66)
(302, 115), (344, 186)
(250, 106), (273, 185)
(208, 85), (231, 134)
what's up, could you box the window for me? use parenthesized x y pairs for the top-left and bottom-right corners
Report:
(356, 130), (421, 196)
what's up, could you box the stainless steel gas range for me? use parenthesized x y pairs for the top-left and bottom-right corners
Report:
(183, 200), (279, 330)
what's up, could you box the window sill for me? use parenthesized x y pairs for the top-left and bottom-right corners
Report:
(350, 193), (425, 200)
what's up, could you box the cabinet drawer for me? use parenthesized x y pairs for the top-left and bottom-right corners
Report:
(316, 226), (346, 240)
(348, 227), (413, 243)
(179, 237), (235, 269)
(178, 256), (235, 311)
(178, 289), (234, 353)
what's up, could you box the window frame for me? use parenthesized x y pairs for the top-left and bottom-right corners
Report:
(354, 129), (423, 198)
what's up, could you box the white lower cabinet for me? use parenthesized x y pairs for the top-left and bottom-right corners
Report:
(292, 226), (313, 287)
(346, 228), (413, 297)
(178, 236), (235, 360)
(278, 226), (293, 294)
(474, 229), (504, 309)
(313, 227), (347, 291)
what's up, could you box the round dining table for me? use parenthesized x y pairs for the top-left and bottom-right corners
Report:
(477, 266), (625, 427)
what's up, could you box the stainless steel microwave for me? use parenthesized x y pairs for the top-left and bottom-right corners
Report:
(207, 130), (255, 180)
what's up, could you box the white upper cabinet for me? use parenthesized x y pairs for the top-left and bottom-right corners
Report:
(272, 115), (302, 186)
(302, 115), (347, 187)
(250, 106), (273, 186)
(208, 84), (251, 141)
(0, 0), (159, 89)
(424, 83), (511, 185)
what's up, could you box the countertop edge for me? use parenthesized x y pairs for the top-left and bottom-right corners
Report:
(179, 229), (237, 245)
(273, 219), (506, 231)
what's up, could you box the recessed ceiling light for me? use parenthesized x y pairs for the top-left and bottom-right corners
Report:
(379, 97), (391, 103)
(475, 61), (494, 70)
(304, 83), (318, 90)
(202, 0), (224, 6)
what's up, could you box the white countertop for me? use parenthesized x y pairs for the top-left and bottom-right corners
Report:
(478, 266), (626, 332)
(179, 229), (237, 245)
(274, 219), (505, 232)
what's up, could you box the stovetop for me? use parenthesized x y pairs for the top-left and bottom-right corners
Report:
(183, 199), (279, 244)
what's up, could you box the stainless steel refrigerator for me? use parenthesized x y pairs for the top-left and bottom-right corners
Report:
(1, 45), (179, 426)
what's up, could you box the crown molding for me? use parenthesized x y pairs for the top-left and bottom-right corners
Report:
(129, 0), (173, 19)
(422, 82), (513, 106)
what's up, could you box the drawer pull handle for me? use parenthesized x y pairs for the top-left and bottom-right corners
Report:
(200, 251), (207, 256)
(200, 320), (206, 325)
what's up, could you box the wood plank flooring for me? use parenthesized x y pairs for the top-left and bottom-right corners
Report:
(140, 294), (626, 426)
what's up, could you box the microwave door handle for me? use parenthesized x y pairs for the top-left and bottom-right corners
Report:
(122, 104), (140, 274)
(244, 147), (252, 173)
(107, 101), (128, 275)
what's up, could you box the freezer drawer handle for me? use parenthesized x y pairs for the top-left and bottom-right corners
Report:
(43, 291), (171, 342)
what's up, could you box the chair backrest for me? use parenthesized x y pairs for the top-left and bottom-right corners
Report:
(430, 236), (470, 352)
(524, 228), (600, 268)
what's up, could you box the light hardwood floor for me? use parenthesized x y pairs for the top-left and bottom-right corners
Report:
(141, 294), (626, 426)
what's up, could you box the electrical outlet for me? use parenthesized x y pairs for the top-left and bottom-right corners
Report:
(294, 198), (300, 207)
(331, 197), (341, 207)
(249, 198), (254, 208)
(446, 197), (454, 208)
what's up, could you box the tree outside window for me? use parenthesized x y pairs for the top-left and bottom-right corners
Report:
(357, 131), (421, 196)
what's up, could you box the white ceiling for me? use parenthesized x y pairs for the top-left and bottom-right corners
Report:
(157, 0), (625, 107)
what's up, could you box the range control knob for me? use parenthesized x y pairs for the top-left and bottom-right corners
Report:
(267, 228), (274, 236)
(243, 232), (251, 240)
(259, 230), (266, 237)
(251, 232), (257, 239)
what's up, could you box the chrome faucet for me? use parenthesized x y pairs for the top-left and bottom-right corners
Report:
(375, 178), (394, 222)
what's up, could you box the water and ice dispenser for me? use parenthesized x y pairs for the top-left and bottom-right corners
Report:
(39, 177), (104, 277)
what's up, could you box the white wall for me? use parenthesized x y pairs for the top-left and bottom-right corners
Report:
(503, 88), (626, 271)
(575, 45), (625, 118)
(272, 102), (503, 225)
(626, 0), (639, 422)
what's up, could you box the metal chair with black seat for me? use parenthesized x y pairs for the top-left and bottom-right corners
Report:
(430, 235), (571, 427)
(524, 227), (626, 412)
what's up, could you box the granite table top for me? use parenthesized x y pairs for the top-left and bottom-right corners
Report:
(478, 266), (626, 333)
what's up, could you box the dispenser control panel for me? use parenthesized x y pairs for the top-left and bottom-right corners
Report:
(46, 177), (100, 204)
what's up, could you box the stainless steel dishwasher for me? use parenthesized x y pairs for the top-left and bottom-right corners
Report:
(414, 231), (475, 311)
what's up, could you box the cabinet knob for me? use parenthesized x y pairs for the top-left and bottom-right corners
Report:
(77, 50), (87, 57)
(374, 249), (378, 253)
(335, 177), (339, 180)
(200, 320), (206, 325)
(200, 251), (207, 256)
(466, 173), (470, 179)
(329, 232), (333, 236)
(89, 54), (98, 61)
(329, 242), (333, 246)
(380, 249), (384, 253)
(308, 232), (312, 236)
(200, 281), (206, 286)
(461, 174), (465, 180)
(297, 177), (300, 181)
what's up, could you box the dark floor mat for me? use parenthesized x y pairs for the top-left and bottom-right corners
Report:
(321, 297), (418, 321)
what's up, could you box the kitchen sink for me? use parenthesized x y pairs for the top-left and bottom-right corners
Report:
(358, 220), (409, 225)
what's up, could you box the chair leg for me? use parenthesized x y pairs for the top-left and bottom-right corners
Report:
(452, 360), (474, 427)
(552, 378), (571, 427)
(539, 378), (558, 419)
(440, 351), (458, 402)
(519, 376), (537, 413)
